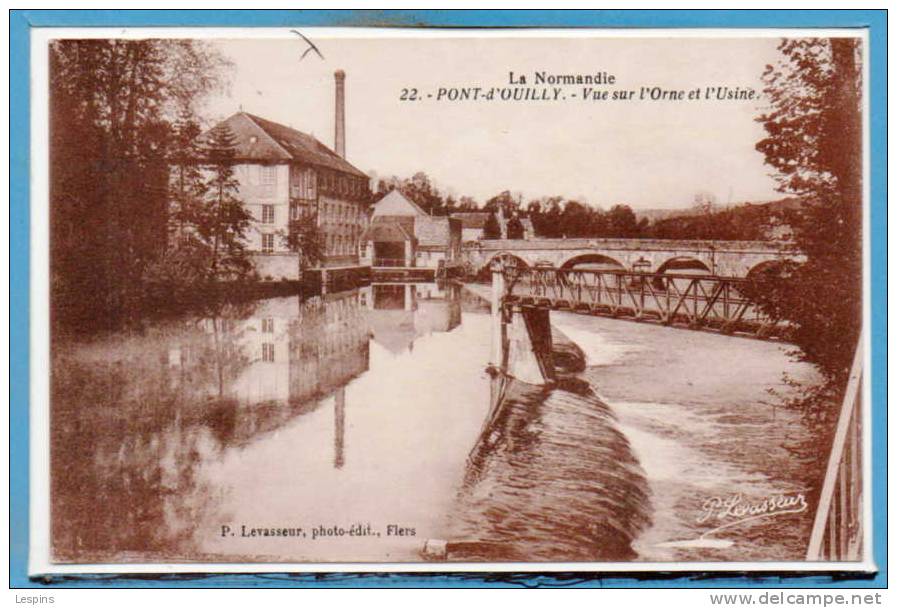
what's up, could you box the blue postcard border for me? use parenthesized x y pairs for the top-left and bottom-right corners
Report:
(8, 9), (887, 589)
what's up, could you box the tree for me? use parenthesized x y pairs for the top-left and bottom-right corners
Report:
(536, 197), (564, 238)
(606, 204), (639, 238)
(559, 200), (592, 237)
(401, 171), (447, 215)
(506, 215), (525, 240)
(483, 212), (502, 239)
(456, 196), (479, 211)
(49, 39), (230, 332)
(283, 207), (325, 272)
(753, 38), (862, 382)
(168, 113), (207, 244)
(483, 190), (519, 216)
(198, 124), (254, 281)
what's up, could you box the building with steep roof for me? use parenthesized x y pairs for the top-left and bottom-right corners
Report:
(196, 71), (371, 281)
(360, 190), (461, 277)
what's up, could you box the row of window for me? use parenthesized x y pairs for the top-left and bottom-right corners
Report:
(321, 200), (362, 222)
(241, 164), (369, 201)
(256, 202), (360, 224)
(260, 232), (360, 255)
(318, 170), (368, 200)
(327, 234), (359, 256)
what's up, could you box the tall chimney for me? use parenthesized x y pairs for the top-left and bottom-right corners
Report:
(334, 69), (346, 159)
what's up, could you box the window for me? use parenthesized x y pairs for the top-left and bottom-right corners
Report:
(293, 167), (317, 200)
(261, 166), (277, 196)
(262, 204), (275, 224)
(262, 342), (275, 362)
(290, 202), (298, 221)
(262, 233), (275, 253)
(261, 318), (274, 333)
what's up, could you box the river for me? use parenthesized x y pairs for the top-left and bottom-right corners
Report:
(50, 281), (820, 564)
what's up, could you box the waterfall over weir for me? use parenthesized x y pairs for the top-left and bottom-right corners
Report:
(442, 330), (652, 562)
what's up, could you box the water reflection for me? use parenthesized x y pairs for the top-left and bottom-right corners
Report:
(162, 291), (370, 458)
(366, 282), (461, 354)
(51, 283), (475, 563)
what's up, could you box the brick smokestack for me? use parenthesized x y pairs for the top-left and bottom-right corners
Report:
(334, 69), (346, 159)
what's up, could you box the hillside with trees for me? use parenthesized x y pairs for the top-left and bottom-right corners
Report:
(374, 169), (795, 242)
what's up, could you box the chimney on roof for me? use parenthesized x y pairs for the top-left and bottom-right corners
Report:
(334, 69), (346, 159)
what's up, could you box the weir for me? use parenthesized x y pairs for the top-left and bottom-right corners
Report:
(449, 263), (651, 562)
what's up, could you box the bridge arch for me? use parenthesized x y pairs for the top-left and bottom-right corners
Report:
(743, 260), (795, 293)
(655, 256), (712, 275)
(746, 259), (788, 282)
(559, 253), (625, 271)
(652, 256), (713, 290)
(482, 252), (530, 273)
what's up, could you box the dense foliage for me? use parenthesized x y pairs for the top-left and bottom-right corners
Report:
(751, 38), (863, 383)
(50, 39), (231, 334)
(376, 170), (789, 242)
(284, 210), (325, 271)
(482, 212), (502, 239)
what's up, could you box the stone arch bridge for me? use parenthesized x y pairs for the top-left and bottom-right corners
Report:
(463, 238), (800, 278)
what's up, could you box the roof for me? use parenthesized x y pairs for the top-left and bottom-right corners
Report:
(373, 215), (416, 235)
(372, 189), (429, 218)
(415, 216), (460, 248)
(451, 212), (491, 229)
(199, 112), (368, 178)
(361, 220), (414, 243)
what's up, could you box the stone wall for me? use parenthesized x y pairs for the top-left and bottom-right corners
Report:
(462, 238), (801, 278)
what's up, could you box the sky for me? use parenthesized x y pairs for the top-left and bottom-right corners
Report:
(202, 32), (785, 209)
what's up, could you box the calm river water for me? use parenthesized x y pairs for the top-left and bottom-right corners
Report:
(51, 281), (819, 564)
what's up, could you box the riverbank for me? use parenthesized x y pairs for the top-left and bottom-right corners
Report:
(461, 281), (822, 562)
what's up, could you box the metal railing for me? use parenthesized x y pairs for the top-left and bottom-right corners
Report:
(501, 265), (786, 338)
(806, 336), (864, 561)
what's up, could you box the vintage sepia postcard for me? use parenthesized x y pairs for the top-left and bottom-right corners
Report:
(19, 18), (882, 584)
